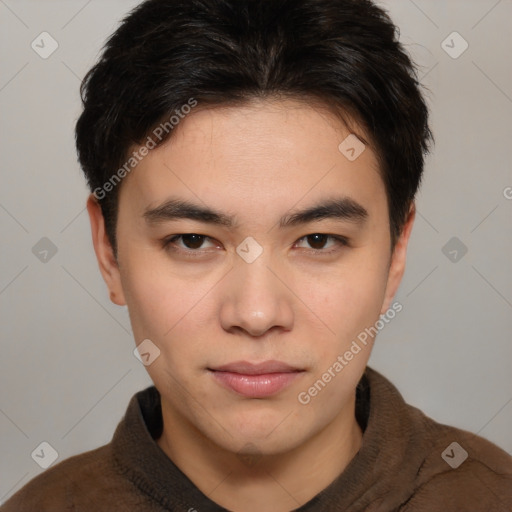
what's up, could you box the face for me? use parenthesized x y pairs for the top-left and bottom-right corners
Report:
(89, 98), (413, 457)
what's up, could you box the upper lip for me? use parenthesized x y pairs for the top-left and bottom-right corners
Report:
(210, 360), (303, 375)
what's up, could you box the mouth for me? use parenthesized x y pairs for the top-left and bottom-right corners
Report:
(208, 360), (305, 398)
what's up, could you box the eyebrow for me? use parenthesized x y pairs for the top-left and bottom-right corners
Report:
(279, 197), (368, 228)
(143, 197), (368, 228)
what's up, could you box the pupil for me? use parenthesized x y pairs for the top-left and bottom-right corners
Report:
(183, 234), (204, 249)
(308, 234), (327, 249)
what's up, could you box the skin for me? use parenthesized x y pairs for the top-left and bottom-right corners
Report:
(87, 97), (415, 512)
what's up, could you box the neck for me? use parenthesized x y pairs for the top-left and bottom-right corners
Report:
(156, 395), (363, 512)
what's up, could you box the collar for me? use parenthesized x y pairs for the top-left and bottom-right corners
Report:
(111, 366), (433, 511)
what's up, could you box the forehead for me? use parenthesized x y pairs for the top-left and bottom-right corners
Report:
(166, 97), (369, 163)
(119, 98), (385, 218)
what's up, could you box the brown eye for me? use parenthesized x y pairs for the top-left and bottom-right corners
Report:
(162, 234), (218, 253)
(295, 234), (348, 253)
(181, 234), (206, 249)
(306, 234), (329, 250)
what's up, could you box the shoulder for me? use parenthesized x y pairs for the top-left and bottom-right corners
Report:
(403, 414), (512, 510)
(0, 444), (142, 512)
(363, 367), (512, 510)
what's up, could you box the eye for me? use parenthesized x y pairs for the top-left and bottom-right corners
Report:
(163, 234), (220, 252)
(161, 233), (348, 257)
(294, 234), (348, 253)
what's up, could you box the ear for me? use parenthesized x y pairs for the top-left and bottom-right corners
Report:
(86, 194), (126, 306)
(380, 203), (415, 314)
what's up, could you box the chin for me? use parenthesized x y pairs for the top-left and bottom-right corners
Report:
(212, 413), (308, 456)
(221, 433), (303, 459)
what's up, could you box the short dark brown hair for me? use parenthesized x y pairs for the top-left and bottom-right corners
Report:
(75, 0), (432, 253)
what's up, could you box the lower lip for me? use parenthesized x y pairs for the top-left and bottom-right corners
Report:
(211, 371), (302, 398)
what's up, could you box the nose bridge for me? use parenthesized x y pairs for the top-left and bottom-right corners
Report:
(219, 250), (294, 336)
(236, 255), (278, 302)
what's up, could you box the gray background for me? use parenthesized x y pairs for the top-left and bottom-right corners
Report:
(1, 0), (511, 503)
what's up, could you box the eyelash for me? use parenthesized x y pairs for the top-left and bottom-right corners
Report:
(161, 233), (349, 257)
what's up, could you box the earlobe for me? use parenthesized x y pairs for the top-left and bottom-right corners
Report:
(380, 204), (416, 314)
(86, 195), (127, 306)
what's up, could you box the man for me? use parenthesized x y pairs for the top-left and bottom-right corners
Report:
(2, 0), (511, 510)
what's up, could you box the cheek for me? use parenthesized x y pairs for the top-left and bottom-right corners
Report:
(120, 266), (201, 393)
(119, 254), (220, 370)
(300, 253), (390, 349)
(119, 257), (194, 343)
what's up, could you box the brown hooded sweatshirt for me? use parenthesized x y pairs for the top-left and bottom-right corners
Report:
(2, 366), (511, 511)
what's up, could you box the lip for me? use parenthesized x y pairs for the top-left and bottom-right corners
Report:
(212, 360), (301, 375)
(209, 360), (304, 398)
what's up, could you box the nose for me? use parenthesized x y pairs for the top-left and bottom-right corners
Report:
(219, 255), (294, 338)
